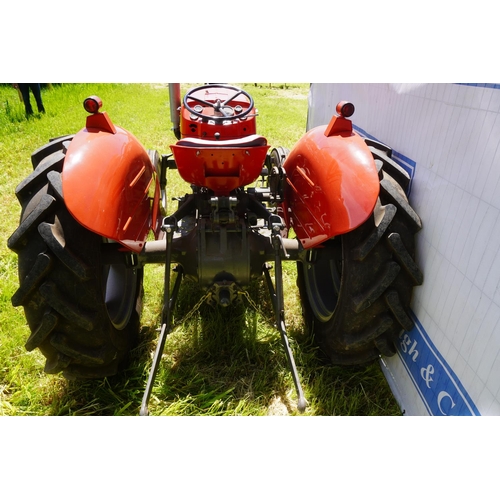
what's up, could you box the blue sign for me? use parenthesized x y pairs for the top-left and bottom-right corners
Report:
(398, 313), (480, 416)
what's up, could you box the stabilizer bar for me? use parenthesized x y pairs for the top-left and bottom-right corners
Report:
(264, 224), (307, 413)
(139, 221), (182, 416)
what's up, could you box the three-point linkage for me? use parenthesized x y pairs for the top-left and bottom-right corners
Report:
(139, 213), (307, 415)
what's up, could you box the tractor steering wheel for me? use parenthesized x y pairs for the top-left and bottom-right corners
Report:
(183, 84), (254, 122)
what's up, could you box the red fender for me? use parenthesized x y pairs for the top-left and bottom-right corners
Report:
(62, 109), (161, 253)
(283, 113), (380, 249)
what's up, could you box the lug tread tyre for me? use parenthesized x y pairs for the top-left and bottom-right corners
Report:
(298, 142), (422, 365)
(39, 220), (91, 280)
(17, 151), (65, 204)
(384, 289), (414, 331)
(364, 138), (392, 157)
(387, 232), (423, 285)
(343, 314), (394, 349)
(50, 333), (106, 365)
(351, 261), (401, 313)
(11, 252), (53, 307)
(369, 146), (410, 192)
(380, 173), (422, 232)
(39, 281), (96, 331)
(25, 311), (58, 351)
(46, 170), (64, 200)
(374, 335), (398, 357)
(31, 135), (74, 169)
(8, 138), (142, 378)
(44, 352), (71, 374)
(352, 203), (396, 261)
(7, 194), (57, 250)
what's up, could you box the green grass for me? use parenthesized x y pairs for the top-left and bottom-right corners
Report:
(0, 83), (401, 416)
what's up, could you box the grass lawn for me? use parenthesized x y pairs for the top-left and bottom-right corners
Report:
(0, 83), (401, 416)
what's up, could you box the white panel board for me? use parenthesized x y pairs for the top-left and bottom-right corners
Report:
(308, 83), (500, 415)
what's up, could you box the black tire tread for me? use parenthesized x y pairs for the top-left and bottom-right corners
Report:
(351, 261), (401, 314)
(7, 194), (57, 250)
(364, 138), (392, 157)
(368, 146), (410, 192)
(387, 232), (423, 285)
(50, 333), (106, 365)
(17, 151), (65, 203)
(343, 314), (394, 349)
(380, 173), (422, 232)
(8, 137), (142, 378)
(25, 311), (58, 352)
(31, 135), (74, 169)
(11, 252), (53, 307)
(352, 202), (396, 261)
(39, 281), (95, 331)
(39, 221), (91, 280)
(384, 289), (414, 331)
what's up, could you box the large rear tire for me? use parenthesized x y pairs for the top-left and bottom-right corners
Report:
(297, 139), (423, 365)
(7, 138), (143, 379)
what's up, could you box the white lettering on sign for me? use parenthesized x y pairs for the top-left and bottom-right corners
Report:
(437, 391), (457, 416)
(398, 332), (445, 412)
(400, 333), (419, 362)
(420, 365), (434, 388)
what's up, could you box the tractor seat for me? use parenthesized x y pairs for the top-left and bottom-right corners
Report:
(171, 133), (270, 195)
(175, 134), (267, 148)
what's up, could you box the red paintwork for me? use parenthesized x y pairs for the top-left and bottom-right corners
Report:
(180, 86), (257, 140)
(323, 114), (352, 137)
(282, 121), (380, 249)
(62, 114), (161, 253)
(61, 89), (378, 255)
(85, 109), (116, 134)
(171, 85), (268, 196)
(171, 138), (269, 196)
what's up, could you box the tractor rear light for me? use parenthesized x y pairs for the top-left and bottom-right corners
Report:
(84, 96), (103, 114)
(325, 102), (355, 137)
(83, 95), (116, 134)
(336, 101), (355, 118)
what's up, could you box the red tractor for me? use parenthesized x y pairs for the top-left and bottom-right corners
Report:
(7, 84), (422, 414)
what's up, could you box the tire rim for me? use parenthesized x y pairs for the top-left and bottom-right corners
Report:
(302, 239), (342, 323)
(103, 264), (138, 330)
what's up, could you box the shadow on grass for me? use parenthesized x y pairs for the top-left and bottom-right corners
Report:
(48, 279), (400, 416)
(48, 280), (284, 416)
(142, 279), (294, 416)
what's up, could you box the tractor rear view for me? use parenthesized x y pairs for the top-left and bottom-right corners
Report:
(7, 84), (422, 414)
